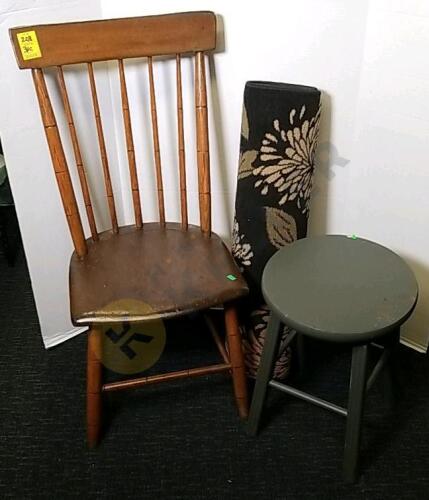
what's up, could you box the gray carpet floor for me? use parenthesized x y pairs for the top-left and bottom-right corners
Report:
(0, 248), (428, 499)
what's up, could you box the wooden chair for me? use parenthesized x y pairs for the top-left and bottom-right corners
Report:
(10, 11), (249, 447)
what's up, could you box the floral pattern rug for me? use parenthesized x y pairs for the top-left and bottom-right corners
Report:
(232, 81), (321, 380)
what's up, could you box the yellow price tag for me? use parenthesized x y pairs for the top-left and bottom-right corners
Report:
(17, 30), (42, 61)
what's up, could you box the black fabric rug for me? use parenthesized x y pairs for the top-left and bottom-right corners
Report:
(0, 251), (428, 499)
(232, 81), (321, 380)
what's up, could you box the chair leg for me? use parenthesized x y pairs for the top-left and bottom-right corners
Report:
(224, 304), (249, 420)
(87, 327), (103, 448)
(343, 343), (368, 483)
(247, 313), (282, 436)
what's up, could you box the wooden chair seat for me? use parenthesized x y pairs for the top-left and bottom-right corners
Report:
(70, 223), (248, 325)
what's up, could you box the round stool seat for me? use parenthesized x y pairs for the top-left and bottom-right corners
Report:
(262, 235), (418, 343)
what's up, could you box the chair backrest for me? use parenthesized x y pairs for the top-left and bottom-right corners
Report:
(9, 11), (216, 258)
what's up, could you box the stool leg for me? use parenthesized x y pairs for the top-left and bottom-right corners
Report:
(247, 313), (282, 436)
(343, 343), (368, 483)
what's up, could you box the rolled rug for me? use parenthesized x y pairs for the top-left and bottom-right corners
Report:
(232, 81), (321, 379)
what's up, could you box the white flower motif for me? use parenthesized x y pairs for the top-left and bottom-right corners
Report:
(253, 105), (321, 214)
(231, 219), (253, 270)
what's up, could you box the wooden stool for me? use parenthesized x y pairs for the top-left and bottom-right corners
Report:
(247, 235), (418, 482)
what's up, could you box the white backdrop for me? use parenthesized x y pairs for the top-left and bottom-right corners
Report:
(0, 0), (123, 347)
(1, 0), (428, 351)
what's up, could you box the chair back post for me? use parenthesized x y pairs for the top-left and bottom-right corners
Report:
(176, 54), (188, 229)
(195, 51), (211, 236)
(87, 62), (119, 233)
(148, 56), (166, 226)
(32, 68), (87, 257)
(56, 66), (99, 242)
(118, 58), (143, 229)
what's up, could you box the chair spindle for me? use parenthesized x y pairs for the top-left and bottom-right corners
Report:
(56, 66), (98, 241)
(32, 68), (87, 257)
(87, 62), (119, 233)
(176, 54), (188, 229)
(194, 52), (211, 236)
(147, 57), (166, 226)
(118, 59), (143, 228)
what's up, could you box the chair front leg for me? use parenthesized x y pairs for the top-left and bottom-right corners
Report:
(87, 326), (103, 448)
(224, 304), (249, 419)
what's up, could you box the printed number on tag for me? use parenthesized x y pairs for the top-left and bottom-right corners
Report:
(17, 31), (42, 61)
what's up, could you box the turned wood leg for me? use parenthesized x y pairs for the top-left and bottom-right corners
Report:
(224, 304), (249, 419)
(87, 327), (103, 448)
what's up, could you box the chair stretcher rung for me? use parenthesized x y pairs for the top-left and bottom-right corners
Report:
(102, 363), (231, 392)
(269, 380), (348, 417)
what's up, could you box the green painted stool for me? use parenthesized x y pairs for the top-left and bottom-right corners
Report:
(247, 235), (418, 483)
